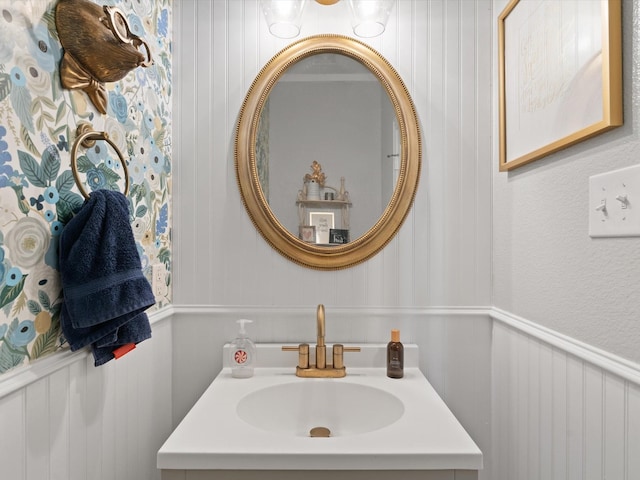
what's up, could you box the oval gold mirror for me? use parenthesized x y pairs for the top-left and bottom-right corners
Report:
(235, 35), (421, 270)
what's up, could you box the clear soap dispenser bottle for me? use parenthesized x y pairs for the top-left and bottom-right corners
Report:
(229, 319), (256, 378)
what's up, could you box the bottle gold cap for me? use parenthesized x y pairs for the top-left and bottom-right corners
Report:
(391, 329), (400, 342)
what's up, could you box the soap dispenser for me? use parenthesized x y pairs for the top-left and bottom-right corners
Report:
(229, 319), (256, 378)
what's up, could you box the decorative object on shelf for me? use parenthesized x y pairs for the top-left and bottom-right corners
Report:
(498, 0), (622, 171)
(304, 161), (326, 187)
(259, 0), (395, 39)
(337, 176), (349, 201)
(55, 0), (153, 114)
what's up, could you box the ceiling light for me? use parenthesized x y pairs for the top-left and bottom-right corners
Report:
(260, 0), (395, 39)
(260, 0), (307, 39)
(348, 0), (395, 38)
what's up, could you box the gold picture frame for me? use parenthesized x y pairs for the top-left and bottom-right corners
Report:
(498, 0), (622, 171)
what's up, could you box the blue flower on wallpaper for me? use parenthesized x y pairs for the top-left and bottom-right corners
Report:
(44, 186), (59, 204)
(50, 221), (63, 236)
(143, 111), (154, 131)
(158, 9), (169, 37)
(156, 204), (168, 235)
(27, 24), (59, 72)
(57, 135), (68, 152)
(30, 194), (44, 210)
(86, 140), (109, 165)
(9, 66), (34, 133)
(127, 14), (145, 37)
(5, 267), (23, 287)
(150, 150), (164, 175)
(86, 168), (107, 191)
(109, 90), (129, 124)
(44, 210), (55, 222)
(7, 319), (36, 347)
(9, 66), (26, 87)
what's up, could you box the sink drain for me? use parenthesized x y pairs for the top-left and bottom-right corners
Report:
(309, 426), (331, 437)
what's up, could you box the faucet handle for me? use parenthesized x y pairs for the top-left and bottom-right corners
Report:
(282, 343), (309, 369)
(332, 344), (361, 369)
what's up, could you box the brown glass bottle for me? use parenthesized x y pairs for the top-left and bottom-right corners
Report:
(387, 329), (404, 378)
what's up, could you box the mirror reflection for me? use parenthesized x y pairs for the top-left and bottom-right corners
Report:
(257, 53), (400, 244)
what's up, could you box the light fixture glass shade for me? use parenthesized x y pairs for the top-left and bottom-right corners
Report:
(347, 0), (395, 38)
(260, 0), (308, 39)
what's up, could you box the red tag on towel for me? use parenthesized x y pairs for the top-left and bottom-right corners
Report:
(113, 343), (136, 359)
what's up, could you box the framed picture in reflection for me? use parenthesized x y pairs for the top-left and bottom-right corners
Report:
(299, 225), (316, 243)
(309, 212), (334, 244)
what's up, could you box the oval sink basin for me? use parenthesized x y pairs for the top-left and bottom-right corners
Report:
(236, 381), (404, 437)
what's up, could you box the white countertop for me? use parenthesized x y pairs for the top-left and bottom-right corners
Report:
(158, 344), (482, 471)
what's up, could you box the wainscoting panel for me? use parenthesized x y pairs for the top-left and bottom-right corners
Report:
(0, 314), (173, 480)
(492, 316), (640, 480)
(170, 306), (492, 480)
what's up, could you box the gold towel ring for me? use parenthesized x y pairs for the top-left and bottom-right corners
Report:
(70, 123), (129, 200)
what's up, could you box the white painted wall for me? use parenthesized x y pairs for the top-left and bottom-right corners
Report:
(171, 0), (493, 308)
(492, 0), (640, 365)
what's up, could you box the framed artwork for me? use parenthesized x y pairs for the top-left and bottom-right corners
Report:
(329, 229), (349, 244)
(498, 0), (622, 171)
(309, 211), (334, 244)
(298, 225), (316, 243)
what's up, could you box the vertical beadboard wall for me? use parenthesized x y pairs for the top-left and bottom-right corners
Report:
(171, 0), (492, 308)
(0, 315), (173, 480)
(492, 315), (640, 480)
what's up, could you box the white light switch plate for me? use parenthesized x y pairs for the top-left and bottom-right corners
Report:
(589, 164), (640, 237)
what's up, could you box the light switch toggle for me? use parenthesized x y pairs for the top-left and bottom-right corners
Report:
(615, 194), (629, 208)
(595, 200), (607, 214)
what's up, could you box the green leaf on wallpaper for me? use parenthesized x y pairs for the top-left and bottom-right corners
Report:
(18, 150), (48, 188)
(0, 73), (11, 102)
(58, 189), (83, 209)
(55, 101), (67, 124)
(38, 290), (51, 311)
(20, 126), (39, 157)
(0, 275), (27, 310)
(56, 170), (76, 193)
(75, 154), (93, 173)
(97, 163), (121, 183)
(158, 247), (170, 265)
(42, 145), (61, 181)
(0, 342), (27, 373)
(31, 321), (60, 359)
(11, 85), (34, 133)
(135, 205), (148, 218)
(55, 198), (76, 225)
(27, 300), (42, 316)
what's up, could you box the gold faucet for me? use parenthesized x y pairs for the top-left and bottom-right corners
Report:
(282, 304), (360, 378)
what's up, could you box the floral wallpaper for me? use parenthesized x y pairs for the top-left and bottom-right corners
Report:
(0, 0), (172, 375)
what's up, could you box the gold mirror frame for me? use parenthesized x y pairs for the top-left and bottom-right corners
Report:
(235, 35), (421, 270)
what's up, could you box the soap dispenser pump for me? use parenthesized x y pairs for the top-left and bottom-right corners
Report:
(229, 319), (256, 378)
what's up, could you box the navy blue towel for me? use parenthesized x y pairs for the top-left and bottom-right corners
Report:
(59, 189), (155, 366)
